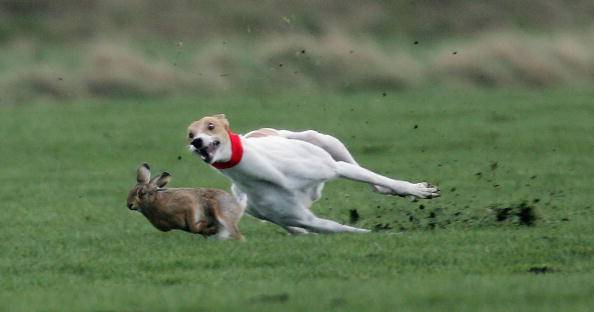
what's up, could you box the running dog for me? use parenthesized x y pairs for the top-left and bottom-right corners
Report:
(187, 114), (439, 234)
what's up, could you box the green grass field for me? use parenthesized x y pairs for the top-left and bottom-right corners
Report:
(1, 89), (593, 311)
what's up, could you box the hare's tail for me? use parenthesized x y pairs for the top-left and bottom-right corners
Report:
(230, 184), (248, 213)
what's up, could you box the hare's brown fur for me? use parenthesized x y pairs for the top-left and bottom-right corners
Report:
(127, 163), (244, 240)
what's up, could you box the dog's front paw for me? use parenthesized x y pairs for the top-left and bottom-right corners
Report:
(408, 182), (440, 199)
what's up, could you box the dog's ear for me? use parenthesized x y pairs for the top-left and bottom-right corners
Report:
(137, 163), (151, 184)
(151, 172), (172, 188)
(214, 114), (229, 130)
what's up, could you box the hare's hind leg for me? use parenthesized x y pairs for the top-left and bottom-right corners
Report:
(213, 191), (245, 240)
(212, 219), (243, 240)
(227, 221), (244, 240)
(185, 210), (212, 238)
(211, 206), (244, 240)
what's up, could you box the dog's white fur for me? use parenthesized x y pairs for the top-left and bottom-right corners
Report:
(188, 116), (439, 234)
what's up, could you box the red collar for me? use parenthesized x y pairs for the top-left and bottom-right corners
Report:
(211, 130), (243, 169)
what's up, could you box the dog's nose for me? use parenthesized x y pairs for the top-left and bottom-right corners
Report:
(191, 138), (203, 149)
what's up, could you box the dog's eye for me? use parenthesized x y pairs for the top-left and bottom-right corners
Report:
(188, 132), (194, 139)
(207, 123), (215, 130)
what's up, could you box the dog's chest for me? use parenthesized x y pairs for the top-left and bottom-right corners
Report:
(219, 138), (332, 215)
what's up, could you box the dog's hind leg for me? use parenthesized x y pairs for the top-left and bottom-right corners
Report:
(279, 130), (359, 164)
(279, 130), (392, 194)
(334, 161), (440, 199)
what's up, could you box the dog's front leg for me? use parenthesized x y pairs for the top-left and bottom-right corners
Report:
(283, 226), (310, 235)
(334, 161), (439, 199)
(296, 217), (370, 234)
(284, 210), (370, 234)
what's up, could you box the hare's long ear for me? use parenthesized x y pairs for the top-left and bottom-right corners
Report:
(151, 172), (172, 188)
(137, 163), (151, 184)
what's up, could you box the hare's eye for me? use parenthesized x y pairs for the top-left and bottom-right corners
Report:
(207, 123), (215, 130)
(188, 132), (194, 139)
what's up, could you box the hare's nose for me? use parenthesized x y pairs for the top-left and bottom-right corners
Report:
(127, 203), (133, 209)
(191, 138), (203, 149)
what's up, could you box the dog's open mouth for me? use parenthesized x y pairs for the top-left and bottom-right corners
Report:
(195, 144), (218, 164)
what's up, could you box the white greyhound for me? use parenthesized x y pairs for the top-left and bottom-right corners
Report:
(187, 114), (439, 234)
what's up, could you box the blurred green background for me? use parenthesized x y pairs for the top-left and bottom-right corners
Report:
(2, 0), (594, 104)
(2, 3), (594, 311)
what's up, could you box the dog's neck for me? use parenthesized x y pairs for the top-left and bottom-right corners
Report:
(212, 130), (243, 169)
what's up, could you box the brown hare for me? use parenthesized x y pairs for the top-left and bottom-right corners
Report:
(126, 163), (244, 240)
